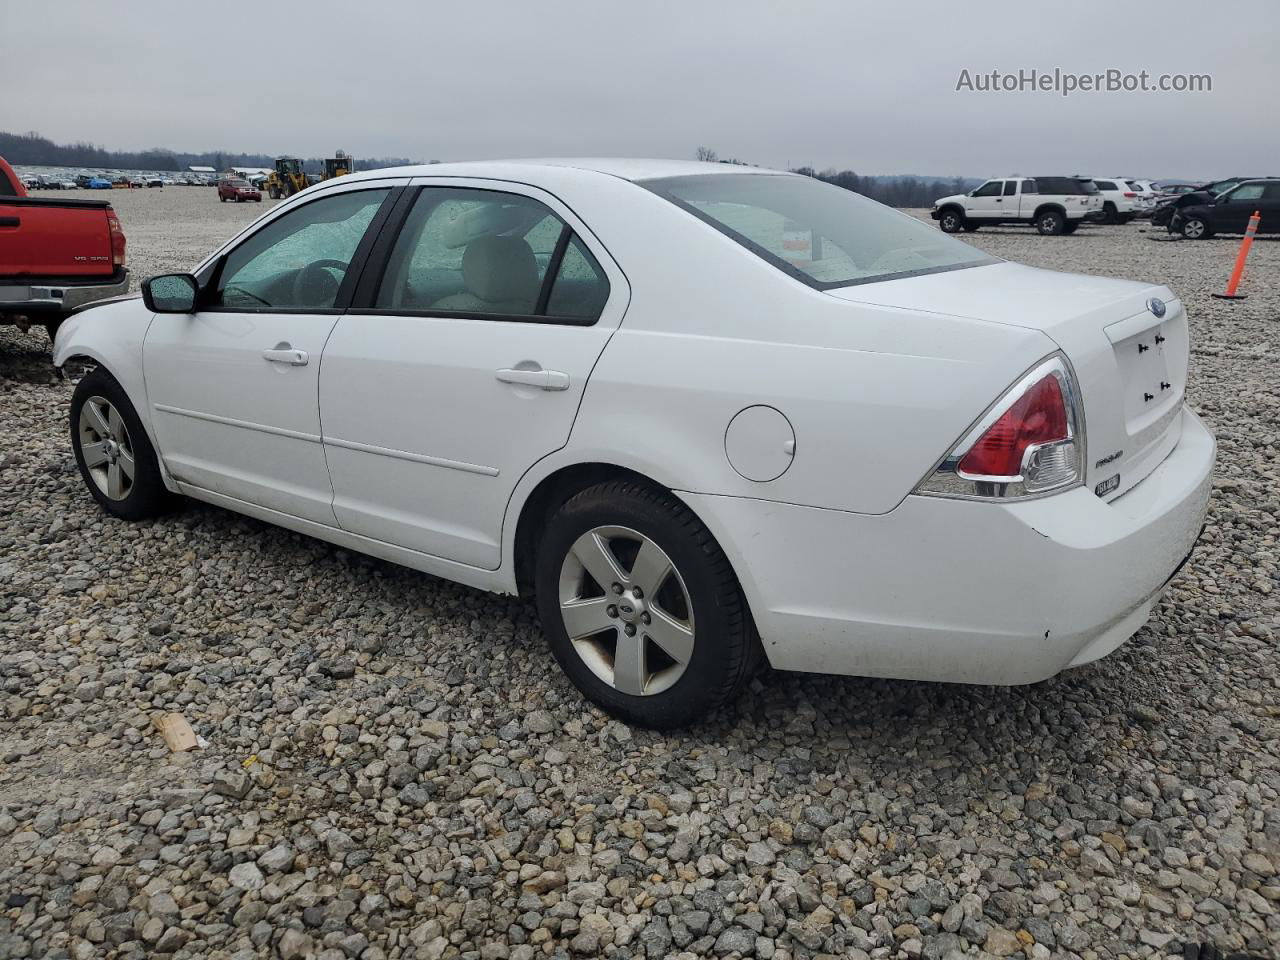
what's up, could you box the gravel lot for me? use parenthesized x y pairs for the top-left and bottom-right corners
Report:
(1, 188), (1277, 960)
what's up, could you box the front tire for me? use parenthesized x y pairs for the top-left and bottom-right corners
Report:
(1181, 217), (1212, 240)
(937, 208), (965, 233)
(534, 481), (757, 729)
(70, 368), (172, 521)
(1036, 210), (1065, 235)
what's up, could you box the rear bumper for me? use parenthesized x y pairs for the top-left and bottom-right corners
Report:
(682, 406), (1215, 685)
(0, 269), (130, 317)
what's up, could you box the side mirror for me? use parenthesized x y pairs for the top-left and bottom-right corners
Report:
(142, 273), (199, 313)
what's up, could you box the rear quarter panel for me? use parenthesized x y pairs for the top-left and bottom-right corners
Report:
(532, 177), (1056, 516)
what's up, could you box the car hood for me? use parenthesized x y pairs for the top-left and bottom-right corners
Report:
(933, 193), (964, 206)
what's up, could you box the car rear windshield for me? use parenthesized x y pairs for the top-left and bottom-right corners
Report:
(641, 173), (996, 289)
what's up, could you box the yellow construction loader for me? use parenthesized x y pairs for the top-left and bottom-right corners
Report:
(264, 158), (307, 200)
(324, 151), (353, 180)
(265, 153), (354, 199)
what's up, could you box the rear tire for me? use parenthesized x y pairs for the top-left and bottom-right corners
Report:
(534, 480), (758, 729)
(219, 195), (226, 202)
(1036, 210), (1065, 235)
(70, 368), (173, 521)
(1102, 202), (1119, 224)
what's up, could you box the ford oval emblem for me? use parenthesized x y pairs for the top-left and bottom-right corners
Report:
(1147, 297), (1166, 318)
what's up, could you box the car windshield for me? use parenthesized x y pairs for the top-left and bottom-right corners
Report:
(641, 173), (996, 289)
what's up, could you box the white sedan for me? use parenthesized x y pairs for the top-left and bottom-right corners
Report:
(54, 159), (1215, 728)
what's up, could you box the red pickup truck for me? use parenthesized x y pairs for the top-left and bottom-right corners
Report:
(1, 155), (129, 340)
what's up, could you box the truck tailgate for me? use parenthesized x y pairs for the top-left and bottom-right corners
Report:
(0, 197), (115, 279)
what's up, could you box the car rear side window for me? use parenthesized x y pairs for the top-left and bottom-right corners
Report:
(644, 173), (996, 290)
(1021, 180), (1038, 194)
(1002, 181), (1017, 196)
(1094, 180), (1115, 191)
(373, 187), (609, 323)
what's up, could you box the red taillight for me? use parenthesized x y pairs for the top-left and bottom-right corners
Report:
(958, 374), (1068, 478)
(1123, 192), (1137, 198)
(106, 208), (126, 268)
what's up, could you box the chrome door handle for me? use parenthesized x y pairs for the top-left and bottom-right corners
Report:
(263, 347), (308, 366)
(496, 368), (570, 391)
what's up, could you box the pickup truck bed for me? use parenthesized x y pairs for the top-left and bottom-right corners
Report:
(1, 156), (129, 339)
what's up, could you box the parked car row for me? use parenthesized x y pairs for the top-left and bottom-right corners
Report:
(18, 172), (214, 190)
(934, 173), (1277, 238)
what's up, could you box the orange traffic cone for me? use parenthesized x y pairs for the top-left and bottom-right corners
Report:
(1212, 210), (1262, 300)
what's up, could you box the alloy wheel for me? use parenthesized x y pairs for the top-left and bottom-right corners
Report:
(557, 525), (695, 696)
(78, 396), (135, 500)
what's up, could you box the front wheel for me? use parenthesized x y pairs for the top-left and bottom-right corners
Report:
(1036, 210), (1065, 235)
(534, 481), (758, 729)
(70, 368), (173, 521)
(937, 209), (965, 233)
(219, 194), (226, 202)
(1181, 217), (1212, 240)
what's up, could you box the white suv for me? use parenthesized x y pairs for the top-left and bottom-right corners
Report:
(932, 177), (1104, 235)
(1090, 178), (1150, 223)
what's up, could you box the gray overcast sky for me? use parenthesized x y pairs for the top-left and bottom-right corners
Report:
(5, 0), (1276, 179)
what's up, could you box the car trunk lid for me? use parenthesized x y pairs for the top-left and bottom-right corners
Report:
(827, 261), (1188, 500)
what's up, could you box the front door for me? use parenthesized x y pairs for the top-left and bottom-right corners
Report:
(144, 184), (396, 523)
(319, 180), (626, 569)
(1212, 182), (1265, 233)
(964, 180), (1006, 219)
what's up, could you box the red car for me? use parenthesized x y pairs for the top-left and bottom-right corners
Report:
(218, 178), (262, 203)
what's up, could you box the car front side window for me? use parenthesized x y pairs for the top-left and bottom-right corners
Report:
(211, 188), (391, 310)
(972, 181), (1002, 198)
(1226, 184), (1265, 202)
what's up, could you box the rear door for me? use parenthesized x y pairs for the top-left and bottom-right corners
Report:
(1261, 184), (1280, 232)
(1213, 182), (1265, 233)
(319, 178), (628, 569)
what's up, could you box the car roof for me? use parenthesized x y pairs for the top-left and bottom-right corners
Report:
(338, 158), (793, 185)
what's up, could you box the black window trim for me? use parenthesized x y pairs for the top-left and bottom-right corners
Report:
(642, 174), (998, 292)
(345, 183), (609, 327)
(195, 184), (402, 315)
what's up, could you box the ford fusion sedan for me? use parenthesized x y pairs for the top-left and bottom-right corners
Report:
(53, 159), (1214, 728)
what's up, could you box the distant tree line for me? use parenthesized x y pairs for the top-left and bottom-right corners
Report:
(696, 146), (976, 207)
(0, 130), (414, 174)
